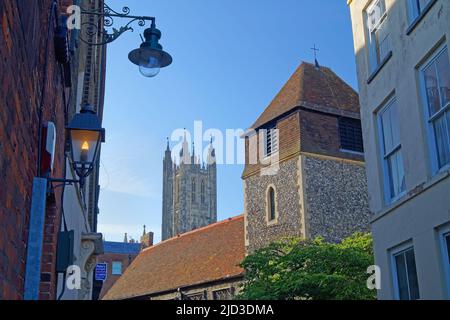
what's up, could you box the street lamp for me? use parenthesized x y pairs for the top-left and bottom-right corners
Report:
(128, 22), (173, 77)
(78, 3), (173, 77)
(50, 105), (105, 187)
(67, 105), (105, 185)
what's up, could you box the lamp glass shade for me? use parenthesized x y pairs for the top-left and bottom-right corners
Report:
(139, 56), (161, 77)
(70, 129), (100, 166)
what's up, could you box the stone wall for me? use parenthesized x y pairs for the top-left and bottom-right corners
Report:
(302, 155), (370, 242)
(244, 157), (303, 252)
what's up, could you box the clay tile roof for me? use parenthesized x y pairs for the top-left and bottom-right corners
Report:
(251, 62), (360, 129)
(103, 215), (245, 300)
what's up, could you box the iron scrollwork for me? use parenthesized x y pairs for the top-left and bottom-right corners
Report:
(79, 2), (154, 46)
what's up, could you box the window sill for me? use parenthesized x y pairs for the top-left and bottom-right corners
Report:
(267, 219), (279, 227)
(367, 51), (393, 85)
(340, 149), (365, 156)
(406, 0), (437, 36)
(371, 168), (450, 224)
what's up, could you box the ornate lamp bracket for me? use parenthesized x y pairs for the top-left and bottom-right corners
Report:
(79, 2), (156, 46)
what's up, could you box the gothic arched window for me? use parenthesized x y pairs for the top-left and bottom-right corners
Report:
(267, 186), (277, 223)
(191, 178), (196, 203)
(201, 180), (206, 204)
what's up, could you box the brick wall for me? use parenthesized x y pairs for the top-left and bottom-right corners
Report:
(243, 109), (363, 178)
(0, 0), (71, 300)
(97, 253), (139, 299)
(298, 109), (364, 162)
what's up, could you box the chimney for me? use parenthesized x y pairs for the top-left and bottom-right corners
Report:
(140, 228), (154, 249)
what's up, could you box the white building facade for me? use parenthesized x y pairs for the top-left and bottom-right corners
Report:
(348, 0), (450, 299)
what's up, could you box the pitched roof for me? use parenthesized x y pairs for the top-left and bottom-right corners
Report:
(251, 62), (360, 129)
(103, 241), (141, 255)
(103, 215), (245, 300)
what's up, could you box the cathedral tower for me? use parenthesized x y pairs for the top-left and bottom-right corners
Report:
(162, 136), (217, 241)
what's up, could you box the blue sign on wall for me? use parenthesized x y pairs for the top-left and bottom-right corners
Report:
(95, 263), (107, 281)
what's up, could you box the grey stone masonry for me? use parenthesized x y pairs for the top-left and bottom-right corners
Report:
(162, 139), (217, 241)
(244, 154), (370, 252)
(302, 155), (371, 243)
(244, 157), (303, 252)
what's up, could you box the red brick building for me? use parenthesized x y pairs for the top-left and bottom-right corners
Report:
(95, 241), (142, 300)
(0, 0), (73, 300)
(0, 0), (106, 300)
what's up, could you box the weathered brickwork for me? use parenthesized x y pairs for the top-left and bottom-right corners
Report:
(244, 157), (303, 252)
(299, 109), (363, 162)
(0, 0), (70, 299)
(302, 155), (371, 243)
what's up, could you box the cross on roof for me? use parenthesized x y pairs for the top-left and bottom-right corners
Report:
(311, 44), (319, 60)
(311, 44), (320, 68)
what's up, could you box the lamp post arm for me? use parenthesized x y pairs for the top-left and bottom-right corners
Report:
(78, 2), (156, 46)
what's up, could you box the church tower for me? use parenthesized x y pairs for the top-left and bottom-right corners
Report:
(162, 139), (174, 240)
(242, 62), (371, 252)
(162, 136), (217, 241)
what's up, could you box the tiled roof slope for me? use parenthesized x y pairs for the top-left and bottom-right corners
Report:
(103, 215), (245, 300)
(103, 241), (141, 255)
(251, 62), (360, 129)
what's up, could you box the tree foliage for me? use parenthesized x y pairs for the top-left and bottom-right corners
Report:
(236, 233), (376, 300)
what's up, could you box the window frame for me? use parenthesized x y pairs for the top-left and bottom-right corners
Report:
(338, 117), (365, 153)
(377, 97), (407, 204)
(265, 185), (279, 226)
(262, 126), (279, 159)
(111, 261), (122, 275)
(200, 180), (206, 205)
(406, 0), (437, 35)
(419, 45), (450, 174)
(440, 225), (450, 299)
(212, 287), (234, 300)
(365, 0), (391, 77)
(191, 178), (196, 204)
(390, 244), (420, 300)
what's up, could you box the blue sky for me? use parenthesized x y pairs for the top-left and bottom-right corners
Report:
(98, 0), (358, 243)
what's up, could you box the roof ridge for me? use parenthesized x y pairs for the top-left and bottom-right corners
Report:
(142, 215), (244, 253)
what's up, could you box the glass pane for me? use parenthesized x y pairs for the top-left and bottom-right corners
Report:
(387, 151), (405, 199)
(405, 249), (420, 300)
(387, 154), (398, 198)
(436, 49), (450, 108)
(269, 188), (276, 221)
(395, 253), (410, 300)
(446, 234), (450, 264)
(367, 0), (385, 31)
(408, 0), (420, 21)
(71, 130), (100, 164)
(381, 107), (393, 153)
(377, 21), (390, 62)
(396, 151), (406, 193)
(424, 63), (441, 116)
(419, 0), (431, 12)
(433, 113), (450, 168)
(390, 101), (401, 146)
(112, 262), (122, 275)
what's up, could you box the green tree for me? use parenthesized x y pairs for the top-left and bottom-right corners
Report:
(237, 233), (376, 300)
